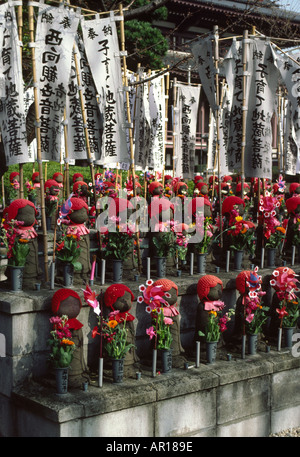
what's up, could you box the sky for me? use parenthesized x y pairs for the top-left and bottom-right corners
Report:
(277, 0), (300, 12)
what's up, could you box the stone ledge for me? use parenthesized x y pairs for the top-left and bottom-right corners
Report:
(11, 350), (300, 425)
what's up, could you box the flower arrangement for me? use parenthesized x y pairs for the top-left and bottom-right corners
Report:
(174, 223), (190, 261)
(0, 220), (30, 267)
(101, 216), (136, 261)
(258, 194), (285, 249)
(198, 301), (234, 342)
(82, 284), (135, 359)
(194, 216), (214, 254)
(152, 222), (176, 258)
(8, 179), (19, 201)
(25, 180), (38, 200)
(270, 267), (300, 328)
(55, 226), (82, 270)
(227, 208), (255, 255)
(138, 279), (174, 350)
(288, 216), (300, 247)
(48, 315), (76, 368)
(243, 269), (268, 335)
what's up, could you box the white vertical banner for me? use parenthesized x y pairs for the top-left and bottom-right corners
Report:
(174, 82), (200, 179)
(191, 36), (230, 176)
(272, 47), (300, 174)
(81, 12), (130, 170)
(0, 2), (31, 166)
(283, 99), (299, 175)
(134, 69), (151, 170)
(148, 73), (165, 172)
(223, 38), (277, 179)
(34, 3), (80, 162)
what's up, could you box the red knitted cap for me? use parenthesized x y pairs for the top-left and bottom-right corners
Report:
(72, 173), (84, 183)
(148, 197), (174, 218)
(236, 182), (250, 193)
(149, 182), (163, 195)
(104, 284), (134, 310)
(69, 197), (89, 212)
(8, 199), (37, 222)
(10, 172), (19, 181)
(173, 181), (188, 193)
(222, 196), (245, 215)
(289, 182), (300, 194)
(164, 175), (172, 181)
(153, 278), (178, 294)
(197, 275), (223, 301)
(53, 172), (63, 180)
(286, 196), (300, 214)
(194, 175), (204, 182)
(31, 172), (40, 182)
(108, 197), (134, 218)
(196, 182), (208, 191)
(51, 288), (82, 314)
(223, 175), (232, 182)
(209, 175), (218, 184)
(45, 179), (59, 191)
(73, 181), (88, 193)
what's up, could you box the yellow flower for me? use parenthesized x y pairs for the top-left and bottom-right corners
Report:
(61, 339), (74, 346)
(18, 238), (29, 243)
(209, 310), (217, 317)
(108, 320), (118, 329)
(235, 216), (243, 222)
(276, 226), (286, 234)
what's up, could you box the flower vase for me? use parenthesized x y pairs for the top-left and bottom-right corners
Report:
(112, 259), (123, 283)
(248, 334), (258, 355)
(155, 256), (166, 278)
(10, 265), (24, 292)
(266, 248), (276, 268)
(55, 367), (69, 394)
(196, 253), (207, 274)
(63, 263), (74, 287)
(233, 250), (243, 271)
(206, 341), (218, 364)
(112, 358), (124, 383)
(283, 327), (295, 349)
(161, 349), (172, 373)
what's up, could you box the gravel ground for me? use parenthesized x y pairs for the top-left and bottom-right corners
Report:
(269, 427), (300, 437)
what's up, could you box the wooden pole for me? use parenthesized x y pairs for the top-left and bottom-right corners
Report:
(162, 66), (170, 187)
(172, 77), (177, 178)
(17, 4), (24, 198)
(213, 26), (223, 248)
(119, 3), (142, 273)
(241, 30), (249, 201)
(28, 4), (49, 282)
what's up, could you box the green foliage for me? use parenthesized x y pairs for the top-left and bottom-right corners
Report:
(124, 20), (169, 70)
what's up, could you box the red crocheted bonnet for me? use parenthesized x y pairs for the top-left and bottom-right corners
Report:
(164, 175), (172, 181)
(223, 175), (232, 183)
(148, 197), (174, 218)
(44, 179), (59, 192)
(194, 175), (204, 183)
(173, 181), (188, 193)
(196, 182), (208, 191)
(31, 172), (40, 182)
(289, 182), (300, 194)
(51, 288), (82, 314)
(148, 181), (163, 195)
(53, 172), (63, 180)
(236, 271), (251, 295)
(222, 196), (245, 215)
(197, 275), (223, 301)
(153, 278), (178, 295)
(69, 197), (89, 212)
(236, 182), (250, 193)
(7, 198), (37, 222)
(73, 181), (88, 193)
(72, 173), (84, 183)
(286, 196), (300, 214)
(108, 197), (134, 218)
(104, 284), (134, 310)
(9, 172), (19, 181)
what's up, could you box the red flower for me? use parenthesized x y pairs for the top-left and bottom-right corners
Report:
(276, 306), (288, 320)
(92, 326), (100, 338)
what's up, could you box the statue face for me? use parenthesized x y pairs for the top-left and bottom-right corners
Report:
(177, 185), (187, 196)
(295, 186), (300, 194)
(16, 205), (36, 227)
(55, 175), (63, 184)
(152, 186), (163, 196)
(206, 283), (222, 301)
(113, 290), (132, 312)
(68, 207), (88, 224)
(49, 185), (60, 196)
(58, 296), (81, 319)
(162, 287), (177, 306)
(201, 185), (208, 195)
(204, 205), (212, 218)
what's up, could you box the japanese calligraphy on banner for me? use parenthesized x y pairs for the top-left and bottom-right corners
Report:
(65, 36), (102, 163)
(148, 73), (165, 172)
(133, 69), (151, 170)
(283, 99), (300, 175)
(81, 13), (130, 170)
(34, 3), (80, 162)
(174, 82), (200, 179)
(271, 47), (300, 174)
(0, 2), (31, 166)
(222, 38), (277, 179)
(191, 37), (230, 175)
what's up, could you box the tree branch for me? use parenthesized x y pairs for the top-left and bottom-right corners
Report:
(123, 0), (168, 20)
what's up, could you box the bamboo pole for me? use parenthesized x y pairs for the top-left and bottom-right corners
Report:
(241, 30), (249, 201)
(213, 26), (223, 249)
(119, 3), (142, 273)
(17, 4), (24, 198)
(172, 77), (177, 178)
(28, 4), (49, 282)
(162, 66), (170, 187)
